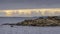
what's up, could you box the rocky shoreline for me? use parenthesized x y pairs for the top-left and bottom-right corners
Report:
(2, 16), (60, 27)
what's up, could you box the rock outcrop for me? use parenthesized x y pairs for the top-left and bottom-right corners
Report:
(16, 16), (60, 26)
(2, 16), (60, 27)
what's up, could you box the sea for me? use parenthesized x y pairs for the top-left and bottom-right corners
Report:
(0, 17), (60, 34)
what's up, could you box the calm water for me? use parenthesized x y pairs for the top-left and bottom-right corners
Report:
(0, 17), (37, 24)
(0, 17), (60, 34)
(0, 25), (60, 34)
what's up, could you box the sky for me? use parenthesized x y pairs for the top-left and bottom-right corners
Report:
(0, 0), (60, 17)
(0, 0), (60, 10)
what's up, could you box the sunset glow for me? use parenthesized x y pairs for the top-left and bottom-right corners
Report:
(0, 9), (60, 17)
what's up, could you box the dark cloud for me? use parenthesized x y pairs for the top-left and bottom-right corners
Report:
(0, 0), (60, 4)
(0, 0), (60, 9)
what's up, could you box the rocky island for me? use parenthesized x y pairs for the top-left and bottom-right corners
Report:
(2, 16), (60, 27)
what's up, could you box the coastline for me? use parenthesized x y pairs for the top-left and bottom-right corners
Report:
(2, 16), (60, 27)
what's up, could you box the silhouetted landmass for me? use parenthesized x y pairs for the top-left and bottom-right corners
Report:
(2, 16), (60, 27)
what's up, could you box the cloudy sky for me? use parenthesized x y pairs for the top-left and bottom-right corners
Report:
(0, 0), (60, 17)
(0, 0), (60, 10)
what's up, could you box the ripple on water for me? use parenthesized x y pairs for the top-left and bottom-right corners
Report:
(0, 26), (60, 34)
